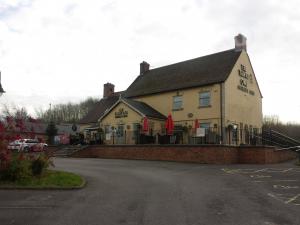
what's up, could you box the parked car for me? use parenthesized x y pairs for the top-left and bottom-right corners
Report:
(8, 139), (48, 152)
(7, 140), (23, 151)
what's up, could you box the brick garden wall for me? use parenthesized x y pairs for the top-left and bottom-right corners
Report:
(238, 146), (297, 164)
(71, 145), (297, 164)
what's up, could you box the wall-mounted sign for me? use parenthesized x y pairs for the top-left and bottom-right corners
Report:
(238, 64), (253, 83)
(196, 128), (205, 137)
(237, 64), (255, 96)
(115, 108), (128, 118)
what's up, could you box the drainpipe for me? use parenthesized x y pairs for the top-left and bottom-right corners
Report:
(220, 83), (224, 144)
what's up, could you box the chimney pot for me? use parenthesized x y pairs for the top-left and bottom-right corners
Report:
(140, 61), (150, 75)
(234, 33), (247, 52)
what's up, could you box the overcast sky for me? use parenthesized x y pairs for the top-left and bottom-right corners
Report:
(0, 0), (299, 123)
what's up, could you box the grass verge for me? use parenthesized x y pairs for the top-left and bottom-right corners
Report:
(0, 170), (85, 189)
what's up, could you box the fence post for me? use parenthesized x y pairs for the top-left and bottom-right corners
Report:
(125, 130), (126, 144)
(228, 128), (231, 145)
(269, 128), (272, 146)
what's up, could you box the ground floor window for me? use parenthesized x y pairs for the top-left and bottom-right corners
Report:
(132, 123), (140, 141)
(116, 125), (124, 137)
(104, 125), (111, 134)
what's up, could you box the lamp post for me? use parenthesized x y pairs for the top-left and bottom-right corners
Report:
(0, 71), (5, 97)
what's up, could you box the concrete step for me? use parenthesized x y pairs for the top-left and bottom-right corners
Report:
(53, 145), (88, 157)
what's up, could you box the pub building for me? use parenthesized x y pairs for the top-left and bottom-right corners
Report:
(79, 34), (262, 145)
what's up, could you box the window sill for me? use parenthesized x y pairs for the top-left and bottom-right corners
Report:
(198, 105), (211, 108)
(172, 108), (184, 111)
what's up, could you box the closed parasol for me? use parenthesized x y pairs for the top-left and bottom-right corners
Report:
(165, 113), (174, 135)
(143, 117), (149, 133)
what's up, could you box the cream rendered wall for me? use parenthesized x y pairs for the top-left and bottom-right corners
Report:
(100, 102), (165, 143)
(100, 102), (142, 128)
(134, 84), (221, 127)
(224, 50), (263, 129)
(100, 102), (142, 144)
(101, 102), (165, 131)
(148, 118), (165, 132)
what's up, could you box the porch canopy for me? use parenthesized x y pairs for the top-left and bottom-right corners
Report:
(84, 126), (100, 131)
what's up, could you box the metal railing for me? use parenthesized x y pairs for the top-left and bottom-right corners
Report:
(88, 127), (300, 148)
(101, 128), (256, 145)
(261, 129), (300, 147)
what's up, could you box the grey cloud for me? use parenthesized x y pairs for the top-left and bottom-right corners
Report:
(101, 1), (117, 12)
(191, 0), (300, 55)
(134, 22), (167, 36)
(64, 3), (77, 15)
(0, 0), (32, 20)
(181, 4), (191, 13)
(8, 26), (22, 34)
(134, 21), (183, 41)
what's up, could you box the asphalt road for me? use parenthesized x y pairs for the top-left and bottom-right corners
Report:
(0, 158), (299, 225)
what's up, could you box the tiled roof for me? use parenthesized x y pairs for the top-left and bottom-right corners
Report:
(79, 95), (120, 124)
(14, 122), (76, 135)
(125, 49), (242, 97)
(122, 98), (166, 120)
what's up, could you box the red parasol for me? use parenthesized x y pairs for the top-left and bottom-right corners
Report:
(165, 113), (174, 135)
(143, 117), (149, 133)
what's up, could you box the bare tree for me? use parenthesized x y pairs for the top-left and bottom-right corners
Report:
(35, 97), (98, 124)
(263, 115), (300, 141)
(1, 104), (30, 120)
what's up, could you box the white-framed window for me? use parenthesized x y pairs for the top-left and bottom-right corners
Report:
(132, 123), (140, 140)
(199, 92), (211, 107)
(116, 125), (124, 137)
(200, 123), (210, 129)
(173, 96), (183, 110)
(104, 125), (111, 134)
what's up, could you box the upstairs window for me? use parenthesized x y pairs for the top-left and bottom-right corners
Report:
(173, 96), (183, 110)
(199, 92), (211, 107)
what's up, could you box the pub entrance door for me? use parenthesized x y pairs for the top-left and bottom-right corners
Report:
(116, 124), (125, 144)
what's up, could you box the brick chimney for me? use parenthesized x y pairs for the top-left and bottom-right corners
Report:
(140, 61), (150, 75)
(103, 83), (115, 98)
(234, 33), (247, 52)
